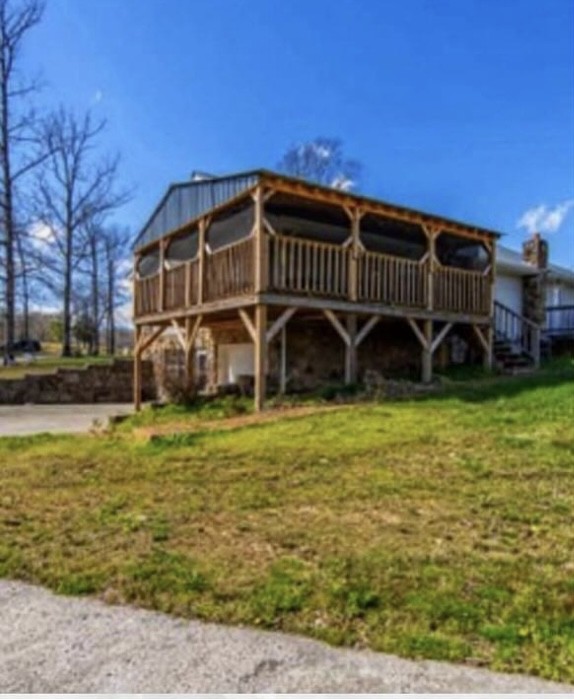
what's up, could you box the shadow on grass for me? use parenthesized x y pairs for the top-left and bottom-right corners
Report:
(427, 367), (574, 405)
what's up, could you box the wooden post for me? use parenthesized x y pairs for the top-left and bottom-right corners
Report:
(254, 187), (267, 294)
(349, 209), (361, 302)
(422, 319), (433, 383)
(345, 313), (357, 384)
(254, 304), (267, 411)
(198, 218), (206, 305)
(132, 254), (140, 320)
(134, 325), (142, 411)
(158, 241), (166, 312)
(280, 324), (287, 394)
(484, 325), (493, 370)
(425, 227), (439, 311)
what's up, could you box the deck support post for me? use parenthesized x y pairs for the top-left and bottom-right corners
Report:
(473, 324), (494, 370)
(134, 326), (142, 411)
(185, 315), (203, 393)
(345, 313), (358, 384)
(254, 187), (267, 294)
(423, 225), (441, 311)
(422, 319), (433, 383)
(198, 218), (206, 305)
(280, 324), (287, 394)
(133, 324), (167, 410)
(254, 304), (267, 411)
(158, 240), (166, 312)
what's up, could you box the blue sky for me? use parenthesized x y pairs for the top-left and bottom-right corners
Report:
(22, 0), (574, 267)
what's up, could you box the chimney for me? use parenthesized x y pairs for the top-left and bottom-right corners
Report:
(522, 232), (548, 269)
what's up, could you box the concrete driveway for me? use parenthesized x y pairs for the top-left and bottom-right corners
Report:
(0, 404), (134, 436)
(0, 580), (571, 693)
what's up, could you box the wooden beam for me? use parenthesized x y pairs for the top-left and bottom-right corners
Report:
(431, 322), (453, 354)
(407, 317), (428, 349)
(136, 325), (166, 355)
(473, 324), (489, 353)
(345, 314), (357, 383)
(158, 239), (166, 312)
(185, 314), (203, 354)
(198, 217), (206, 304)
(422, 319), (433, 383)
(323, 309), (351, 346)
(133, 326), (142, 412)
(254, 186), (267, 293)
(280, 324), (287, 394)
(355, 315), (379, 347)
(263, 216), (278, 237)
(473, 324), (494, 370)
(266, 307), (297, 343)
(171, 319), (186, 352)
(349, 209), (361, 302)
(260, 175), (498, 245)
(254, 304), (267, 411)
(238, 308), (257, 344)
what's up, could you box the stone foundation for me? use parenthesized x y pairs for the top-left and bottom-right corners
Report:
(0, 359), (155, 405)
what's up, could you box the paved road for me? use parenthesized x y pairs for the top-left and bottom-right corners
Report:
(0, 581), (571, 693)
(0, 404), (133, 436)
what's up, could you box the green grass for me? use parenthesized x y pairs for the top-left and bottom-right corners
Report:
(0, 355), (114, 379)
(1, 366), (574, 682)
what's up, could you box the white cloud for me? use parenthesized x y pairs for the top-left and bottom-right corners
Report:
(28, 221), (54, 249)
(92, 89), (104, 104)
(517, 199), (574, 235)
(331, 173), (354, 191)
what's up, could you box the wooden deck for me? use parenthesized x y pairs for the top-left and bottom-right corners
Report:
(135, 233), (492, 323)
(133, 175), (497, 410)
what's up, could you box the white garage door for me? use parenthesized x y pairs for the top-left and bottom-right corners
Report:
(217, 343), (254, 384)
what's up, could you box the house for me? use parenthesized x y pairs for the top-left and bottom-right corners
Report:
(132, 170), (572, 410)
(494, 234), (574, 355)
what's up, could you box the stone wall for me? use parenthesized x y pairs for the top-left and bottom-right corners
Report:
(522, 274), (547, 324)
(0, 359), (155, 405)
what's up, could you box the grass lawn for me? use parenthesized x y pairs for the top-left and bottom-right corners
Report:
(1, 365), (573, 682)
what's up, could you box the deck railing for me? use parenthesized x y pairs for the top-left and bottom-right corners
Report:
(164, 259), (200, 311)
(434, 267), (490, 316)
(205, 236), (255, 301)
(358, 251), (427, 307)
(134, 273), (160, 316)
(135, 233), (493, 319)
(268, 234), (349, 297)
(545, 305), (574, 336)
(494, 300), (540, 363)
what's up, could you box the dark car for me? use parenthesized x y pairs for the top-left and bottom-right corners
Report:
(0, 339), (42, 354)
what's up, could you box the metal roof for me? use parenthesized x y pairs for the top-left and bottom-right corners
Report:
(134, 171), (260, 250)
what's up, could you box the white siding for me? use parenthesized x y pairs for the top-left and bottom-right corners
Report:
(217, 343), (254, 384)
(494, 273), (523, 315)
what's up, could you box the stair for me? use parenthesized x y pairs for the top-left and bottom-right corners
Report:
(493, 301), (541, 374)
(493, 339), (536, 374)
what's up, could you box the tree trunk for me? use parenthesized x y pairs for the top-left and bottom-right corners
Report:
(62, 226), (73, 357)
(90, 236), (99, 355)
(107, 252), (115, 355)
(1, 77), (15, 360)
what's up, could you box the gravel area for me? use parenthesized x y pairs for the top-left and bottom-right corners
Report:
(0, 580), (571, 693)
(0, 404), (133, 436)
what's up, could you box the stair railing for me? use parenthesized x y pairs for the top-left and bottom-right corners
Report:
(494, 301), (541, 367)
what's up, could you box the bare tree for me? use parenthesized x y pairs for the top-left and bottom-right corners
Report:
(34, 108), (129, 356)
(0, 0), (46, 361)
(277, 137), (362, 191)
(101, 225), (130, 356)
(80, 219), (103, 355)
